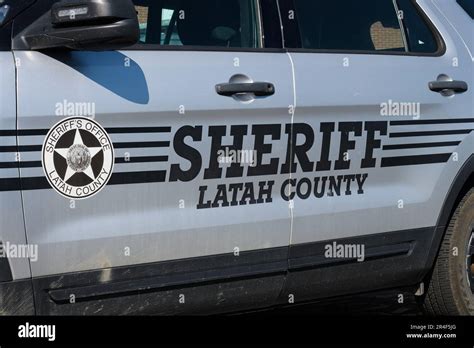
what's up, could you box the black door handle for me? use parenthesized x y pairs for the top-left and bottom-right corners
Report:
(216, 82), (275, 97)
(429, 80), (468, 94)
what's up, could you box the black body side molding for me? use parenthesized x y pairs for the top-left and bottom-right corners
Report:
(32, 228), (435, 315)
(0, 241), (13, 282)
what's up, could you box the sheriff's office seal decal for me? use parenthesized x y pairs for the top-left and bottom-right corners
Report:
(42, 117), (114, 200)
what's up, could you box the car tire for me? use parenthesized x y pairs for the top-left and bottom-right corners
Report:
(422, 188), (474, 316)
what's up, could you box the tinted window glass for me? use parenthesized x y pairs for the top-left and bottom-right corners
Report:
(0, 5), (10, 26)
(397, 0), (439, 53)
(134, 0), (260, 48)
(1, 0), (35, 27)
(0, 0), (36, 50)
(260, 0), (283, 48)
(282, 0), (406, 52)
(457, 0), (474, 19)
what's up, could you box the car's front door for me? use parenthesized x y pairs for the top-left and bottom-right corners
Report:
(14, 0), (293, 314)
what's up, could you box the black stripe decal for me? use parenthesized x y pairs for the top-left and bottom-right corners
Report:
(18, 177), (50, 191)
(0, 170), (168, 192)
(390, 118), (474, 126)
(381, 153), (452, 167)
(0, 141), (171, 153)
(382, 141), (461, 150)
(389, 129), (473, 138)
(0, 145), (42, 153)
(0, 156), (169, 169)
(0, 127), (173, 137)
(0, 145), (16, 153)
(108, 171), (167, 185)
(106, 127), (172, 134)
(0, 177), (21, 191)
(114, 141), (170, 149)
(16, 129), (46, 136)
(0, 161), (41, 169)
(0, 129), (48, 137)
(0, 130), (16, 137)
(114, 156), (168, 164)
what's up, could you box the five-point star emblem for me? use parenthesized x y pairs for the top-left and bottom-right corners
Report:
(54, 129), (103, 182)
(42, 117), (114, 200)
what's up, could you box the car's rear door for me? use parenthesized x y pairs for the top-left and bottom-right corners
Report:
(277, 0), (473, 301)
(14, 0), (293, 314)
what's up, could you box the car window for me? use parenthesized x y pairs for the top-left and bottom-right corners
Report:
(133, 0), (260, 48)
(0, 5), (10, 26)
(457, 0), (474, 19)
(136, 6), (183, 45)
(281, 0), (406, 52)
(396, 0), (439, 53)
(0, 0), (35, 27)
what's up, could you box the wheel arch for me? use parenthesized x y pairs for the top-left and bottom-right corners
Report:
(423, 154), (474, 276)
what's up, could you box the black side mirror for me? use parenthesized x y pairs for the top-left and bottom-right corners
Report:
(14, 0), (139, 50)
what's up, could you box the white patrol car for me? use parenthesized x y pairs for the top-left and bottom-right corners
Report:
(0, 0), (473, 316)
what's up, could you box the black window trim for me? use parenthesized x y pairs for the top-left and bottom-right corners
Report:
(278, 0), (446, 58)
(122, 45), (285, 53)
(393, 0), (409, 53)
